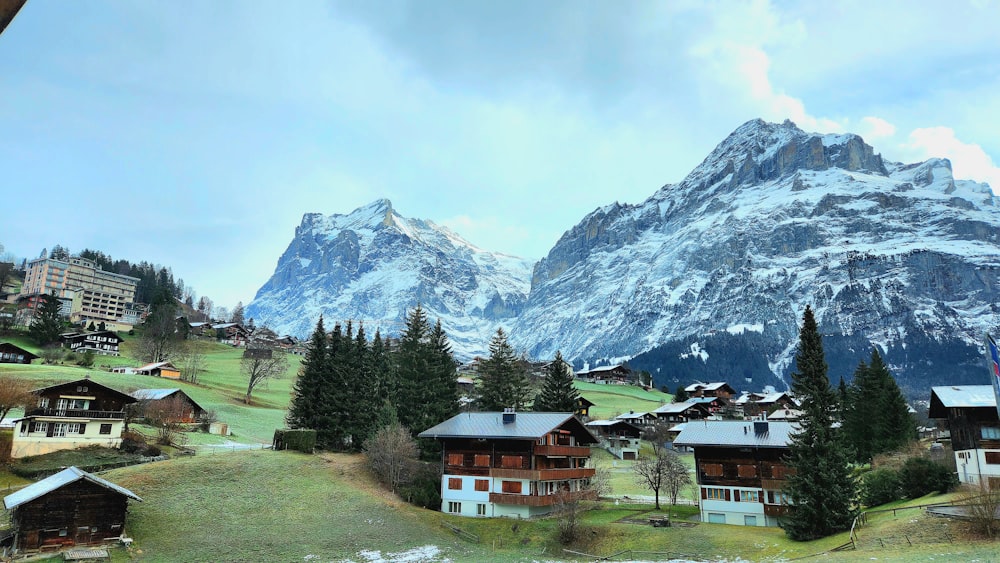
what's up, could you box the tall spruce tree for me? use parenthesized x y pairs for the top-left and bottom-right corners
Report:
(286, 317), (328, 433)
(782, 305), (856, 540)
(843, 348), (914, 462)
(318, 322), (349, 450)
(29, 293), (64, 345)
(533, 351), (579, 412)
(395, 305), (431, 433)
(478, 328), (532, 411)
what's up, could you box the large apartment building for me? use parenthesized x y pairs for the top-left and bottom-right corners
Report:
(18, 256), (139, 326)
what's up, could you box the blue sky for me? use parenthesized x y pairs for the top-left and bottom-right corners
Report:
(2, 0), (999, 312)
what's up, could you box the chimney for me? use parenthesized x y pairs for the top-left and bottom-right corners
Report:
(753, 421), (769, 435)
(502, 407), (516, 424)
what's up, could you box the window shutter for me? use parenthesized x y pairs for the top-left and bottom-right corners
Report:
(724, 489), (731, 502)
(701, 487), (707, 499)
(78, 423), (87, 434)
(734, 491), (740, 502)
(46, 424), (54, 437)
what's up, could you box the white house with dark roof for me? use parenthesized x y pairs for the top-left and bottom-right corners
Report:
(418, 410), (598, 518)
(929, 385), (1000, 487)
(674, 420), (797, 527)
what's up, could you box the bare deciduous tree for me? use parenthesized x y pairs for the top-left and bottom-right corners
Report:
(143, 395), (190, 445)
(363, 423), (418, 493)
(634, 422), (691, 512)
(175, 340), (207, 384)
(959, 482), (1000, 538)
(0, 375), (36, 421)
(240, 346), (288, 404)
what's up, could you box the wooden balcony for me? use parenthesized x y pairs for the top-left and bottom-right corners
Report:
(764, 504), (791, 517)
(490, 467), (595, 481)
(533, 445), (591, 457)
(25, 408), (125, 420)
(490, 489), (598, 507)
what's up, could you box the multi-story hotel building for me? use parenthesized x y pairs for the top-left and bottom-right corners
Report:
(18, 256), (139, 326)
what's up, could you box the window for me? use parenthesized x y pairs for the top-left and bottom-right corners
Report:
(985, 452), (1000, 465)
(476, 503), (487, 516)
(447, 502), (461, 514)
(501, 481), (522, 494)
(744, 515), (758, 526)
(703, 487), (726, 500)
(447, 453), (464, 466)
(38, 397), (49, 409)
(67, 423), (82, 434)
(501, 455), (524, 469)
(52, 423), (68, 437)
(68, 399), (87, 410)
(766, 491), (790, 505)
(701, 463), (724, 477)
(737, 465), (757, 478)
(474, 454), (491, 467)
(738, 490), (759, 502)
(475, 479), (489, 492)
(982, 427), (1000, 440)
(99, 424), (112, 435)
(31, 421), (48, 433)
(769, 464), (788, 479)
(707, 513), (726, 524)
(448, 478), (462, 490)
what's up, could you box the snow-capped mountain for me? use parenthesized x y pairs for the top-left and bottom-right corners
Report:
(249, 120), (1000, 396)
(245, 199), (533, 354)
(509, 119), (1000, 395)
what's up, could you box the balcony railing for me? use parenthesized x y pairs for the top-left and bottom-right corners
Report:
(490, 489), (598, 507)
(490, 467), (595, 481)
(533, 445), (591, 457)
(25, 408), (125, 420)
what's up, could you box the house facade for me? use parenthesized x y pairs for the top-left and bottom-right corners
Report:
(652, 401), (711, 424)
(3, 466), (141, 551)
(131, 389), (205, 423)
(576, 364), (630, 385)
(418, 410), (598, 518)
(929, 385), (1000, 488)
(17, 256), (139, 327)
(0, 342), (39, 364)
(685, 381), (737, 400)
(674, 420), (796, 527)
(586, 419), (641, 460)
(60, 330), (123, 356)
(11, 378), (137, 458)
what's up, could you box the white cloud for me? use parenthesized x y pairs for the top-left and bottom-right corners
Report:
(858, 116), (897, 140)
(903, 126), (1000, 194)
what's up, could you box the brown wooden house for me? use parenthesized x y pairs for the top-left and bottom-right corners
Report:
(685, 381), (737, 400)
(130, 389), (206, 423)
(674, 420), (797, 527)
(418, 410), (599, 518)
(929, 385), (1000, 488)
(60, 330), (123, 356)
(0, 342), (39, 364)
(3, 466), (141, 552)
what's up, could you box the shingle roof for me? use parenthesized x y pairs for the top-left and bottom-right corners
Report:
(930, 385), (997, 408)
(418, 412), (597, 444)
(4, 466), (141, 510)
(673, 420), (798, 448)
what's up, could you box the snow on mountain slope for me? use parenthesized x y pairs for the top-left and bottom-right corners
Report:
(246, 199), (533, 356)
(510, 119), (1000, 391)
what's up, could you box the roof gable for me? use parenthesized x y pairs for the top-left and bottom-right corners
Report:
(32, 379), (137, 404)
(3, 466), (141, 510)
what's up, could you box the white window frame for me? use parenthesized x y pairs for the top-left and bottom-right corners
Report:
(67, 423), (81, 434)
(52, 423), (68, 437)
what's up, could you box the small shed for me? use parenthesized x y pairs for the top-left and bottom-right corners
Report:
(3, 466), (141, 551)
(135, 361), (181, 380)
(0, 342), (39, 364)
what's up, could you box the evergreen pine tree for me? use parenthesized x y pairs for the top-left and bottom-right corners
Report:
(782, 305), (856, 540)
(478, 328), (532, 411)
(395, 305), (430, 433)
(413, 319), (460, 459)
(673, 384), (689, 403)
(29, 293), (65, 345)
(533, 351), (579, 412)
(843, 348), (915, 463)
(318, 323), (349, 450)
(286, 317), (328, 433)
(346, 323), (375, 450)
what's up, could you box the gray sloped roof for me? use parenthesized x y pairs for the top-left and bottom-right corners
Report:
(4, 466), (141, 510)
(931, 385), (997, 408)
(673, 420), (798, 448)
(653, 402), (702, 414)
(418, 412), (597, 444)
(131, 389), (182, 401)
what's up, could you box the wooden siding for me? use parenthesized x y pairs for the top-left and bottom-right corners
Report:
(11, 479), (130, 550)
(489, 489), (597, 507)
(490, 468), (595, 481)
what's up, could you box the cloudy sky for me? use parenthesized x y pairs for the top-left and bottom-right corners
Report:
(2, 0), (999, 311)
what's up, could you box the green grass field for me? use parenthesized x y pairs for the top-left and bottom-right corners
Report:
(576, 381), (671, 420)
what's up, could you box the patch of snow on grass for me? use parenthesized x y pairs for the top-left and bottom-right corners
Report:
(345, 545), (449, 563)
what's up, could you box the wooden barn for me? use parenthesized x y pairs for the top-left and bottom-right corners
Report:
(3, 466), (141, 552)
(135, 361), (181, 380)
(130, 389), (206, 423)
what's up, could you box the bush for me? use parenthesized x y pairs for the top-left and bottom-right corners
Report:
(77, 350), (95, 367)
(859, 467), (903, 507)
(144, 445), (162, 457)
(272, 429), (316, 453)
(899, 456), (957, 497)
(119, 430), (147, 454)
(398, 461), (441, 509)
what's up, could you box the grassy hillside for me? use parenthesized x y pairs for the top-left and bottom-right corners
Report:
(575, 381), (671, 420)
(101, 451), (1000, 563)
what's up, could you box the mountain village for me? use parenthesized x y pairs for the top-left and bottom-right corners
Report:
(0, 236), (999, 561)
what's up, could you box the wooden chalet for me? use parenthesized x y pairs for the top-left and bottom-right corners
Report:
(685, 381), (737, 400)
(674, 420), (797, 527)
(652, 400), (711, 424)
(135, 361), (181, 380)
(734, 391), (797, 419)
(3, 466), (141, 552)
(614, 410), (657, 427)
(929, 385), (1000, 488)
(12, 378), (137, 458)
(0, 342), (39, 364)
(576, 364), (630, 385)
(131, 389), (206, 423)
(213, 323), (249, 347)
(576, 396), (594, 419)
(60, 330), (123, 356)
(586, 419), (641, 460)
(687, 396), (728, 416)
(418, 410), (598, 518)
